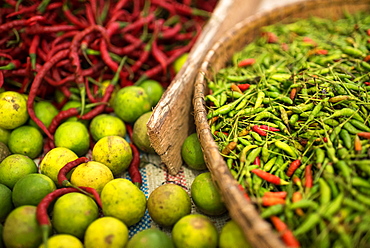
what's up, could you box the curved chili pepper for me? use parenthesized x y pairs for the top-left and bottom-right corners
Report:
(128, 142), (142, 188)
(251, 169), (289, 185)
(286, 159), (302, 177)
(57, 157), (90, 187)
(259, 125), (281, 132)
(270, 216), (300, 247)
(252, 125), (267, 136)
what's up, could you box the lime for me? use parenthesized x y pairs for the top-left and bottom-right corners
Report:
(0, 141), (11, 163)
(132, 111), (156, 154)
(173, 53), (189, 73)
(113, 86), (152, 123)
(0, 223), (4, 248)
(0, 184), (13, 222)
(70, 161), (114, 194)
(191, 172), (227, 216)
(3, 205), (43, 248)
(54, 121), (90, 156)
(181, 133), (207, 170)
(138, 80), (164, 107)
(84, 217), (129, 248)
(0, 91), (29, 130)
(89, 114), (126, 142)
(91, 136), (132, 176)
(52, 192), (99, 239)
(12, 173), (56, 207)
(101, 178), (146, 226)
(8, 125), (43, 159)
(28, 100), (59, 130)
(147, 183), (191, 227)
(172, 214), (218, 248)
(126, 228), (174, 248)
(61, 100), (90, 126)
(39, 234), (84, 248)
(0, 127), (10, 145)
(0, 154), (38, 189)
(219, 219), (251, 248)
(39, 147), (78, 185)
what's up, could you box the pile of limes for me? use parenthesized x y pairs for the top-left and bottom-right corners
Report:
(0, 57), (246, 247)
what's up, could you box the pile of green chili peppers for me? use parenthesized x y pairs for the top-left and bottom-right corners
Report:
(206, 12), (370, 247)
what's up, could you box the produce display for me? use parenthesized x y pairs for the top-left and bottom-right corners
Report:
(0, 1), (254, 248)
(205, 12), (370, 247)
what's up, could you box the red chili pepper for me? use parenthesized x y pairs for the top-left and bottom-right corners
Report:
(357, 132), (370, 139)
(251, 169), (289, 185)
(304, 164), (313, 189)
(263, 191), (287, 199)
(303, 37), (317, 46)
(48, 108), (79, 134)
(262, 32), (278, 43)
(290, 88), (297, 100)
(292, 191), (305, 216)
(315, 49), (328, 55)
(128, 142), (142, 188)
(0, 71), (3, 88)
(261, 196), (286, 207)
(57, 157), (90, 187)
(237, 83), (251, 91)
(259, 125), (280, 132)
(253, 156), (261, 166)
(354, 135), (362, 153)
(237, 58), (255, 67)
(364, 82), (370, 86)
(270, 216), (301, 247)
(286, 159), (302, 177)
(252, 125), (267, 136)
(237, 184), (250, 200)
(80, 84), (115, 120)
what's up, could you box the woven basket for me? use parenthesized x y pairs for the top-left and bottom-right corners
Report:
(193, 0), (370, 247)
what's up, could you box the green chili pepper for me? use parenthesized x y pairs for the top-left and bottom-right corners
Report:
(341, 46), (364, 57)
(318, 178), (331, 205)
(254, 91), (265, 109)
(275, 140), (297, 159)
(349, 119), (370, 132)
(289, 114), (299, 125)
(288, 102), (315, 113)
(263, 156), (277, 172)
(328, 108), (364, 122)
(343, 122), (362, 135)
(207, 93), (249, 118)
(293, 212), (321, 236)
(339, 129), (352, 149)
(260, 204), (285, 219)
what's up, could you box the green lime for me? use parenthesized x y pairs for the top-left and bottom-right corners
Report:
(61, 101), (90, 126)
(70, 161), (114, 194)
(219, 220), (251, 248)
(0, 184), (13, 222)
(172, 214), (218, 248)
(52, 192), (99, 239)
(3, 205), (43, 248)
(138, 79), (164, 107)
(0, 91), (29, 130)
(126, 228), (174, 248)
(113, 86), (152, 123)
(92, 136), (132, 176)
(84, 217), (129, 248)
(181, 133), (206, 170)
(8, 125), (43, 159)
(12, 173), (56, 207)
(191, 172), (227, 216)
(39, 234), (84, 248)
(147, 183), (191, 227)
(28, 101), (59, 130)
(0, 141), (11, 163)
(0, 154), (38, 189)
(89, 114), (126, 142)
(39, 147), (78, 185)
(0, 127), (11, 145)
(54, 121), (90, 156)
(132, 111), (156, 154)
(101, 178), (147, 226)
(173, 53), (189, 74)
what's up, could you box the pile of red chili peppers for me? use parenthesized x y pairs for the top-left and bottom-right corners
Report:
(206, 12), (370, 247)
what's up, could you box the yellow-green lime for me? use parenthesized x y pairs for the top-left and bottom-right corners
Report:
(39, 147), (78, 185)
(138, 79), (164, 107)
(181, 133), (206, 170)
(92, 136), (132, 176)
(101, 178), (146, 226)
(0, 184), (13, 222)
(3, 205), (43, 248)
(0, 127), (11, 145)
(172, 214), (218, 248)
(54, 121), (90, 156)
(219, 220), (251, 248)
(191, 172), (227, 216)
(70, 161), (114, 194)
(52, 192), (99, 239)
(0, 91), (29, 130)
(0, 154), (38, 189)
(8, 125), (43, 159)
(113, 86), (151, 123)
(89, 114), (126, 142)
(126, 228), (174, 248)
(61, 101), (90, 126)
(84, 216), (129, 248)
(173, 53), (188, 73)
(0, 141), (11, 163)
(12, 173), (56, 207)
(132, 111), (156, 154)
(29, 101), (59, 130)
(147, 183), (191, 227)
(38, 234), (84, 248)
